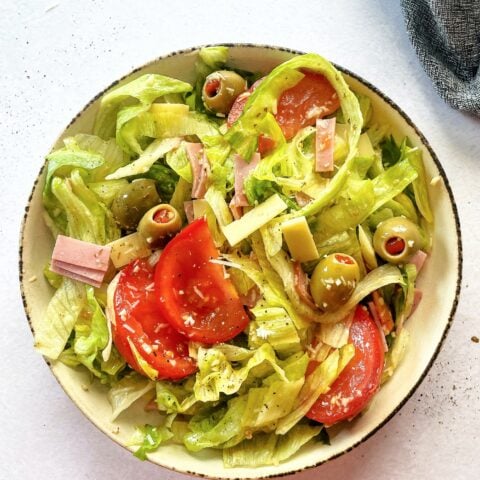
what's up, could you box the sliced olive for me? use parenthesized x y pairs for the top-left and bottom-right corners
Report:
(111, 179), (160, 231)
(373, 216), (422, 264)
(138, 204), (182, 245)
(202, 70), (247, 115)
(310, 253), (360, 312)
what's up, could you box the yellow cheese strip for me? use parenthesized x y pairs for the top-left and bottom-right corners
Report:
(222, 194), (288, 246)
(108, 232), (152, 268)
(281, 216), (319, 262)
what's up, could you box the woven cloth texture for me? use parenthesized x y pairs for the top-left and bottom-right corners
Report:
(401, 0), (480, 115)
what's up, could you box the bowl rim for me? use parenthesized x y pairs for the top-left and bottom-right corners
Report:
(18, 42), (463, 479)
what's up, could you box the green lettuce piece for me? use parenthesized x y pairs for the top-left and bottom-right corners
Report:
(52, 170), (120, 244)
(44, 134), (128, 231)
(222, 253), (308, 330)
(223, 424), (322, 468)
(253, 231), (318, 327)
(87, 179), (128, 207)
(394, 263), (418, 331)
(34, 278), (86, 360)
(69, 287), (109, 373)
(63, 134), (129, 181)
(404, 147), (433, 223)
(94, 74), (192, 140)
(371, 159), (418, 212)
(380, 135), (403, 168)
(204, 186), (233, 227)
(130, 415), (176, 460)
(203, 135), (233, 194)
(184, 396), (248, 452)
(244, 125), (315, 203)
(193, 343), (287, 403)
(169, 177), (192, 223)
(43, 264), (63, 289)
(241, 376), (304, 430)
(107, 372), (155, 420)
(155, 379), (197, 414)
(248, 305), (302, 357)
(139, 162), (179, 202)
(106, 137), (181, 179)
(165, 142), (193, 183)
(276, 344), (355, 434)
(382, 328), (410, 382)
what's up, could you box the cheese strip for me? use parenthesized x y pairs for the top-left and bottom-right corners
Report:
(281, 216), (319, 262)
(222, 194), (288, 246)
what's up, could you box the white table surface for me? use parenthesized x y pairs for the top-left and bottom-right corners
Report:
(1, 0), (479, 479)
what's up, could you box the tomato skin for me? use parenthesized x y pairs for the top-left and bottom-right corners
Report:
(112, 258), (197, 380)
(154, 218), (250, 344)
(306, 305), (385, 426)
(276, 70), (339, 139)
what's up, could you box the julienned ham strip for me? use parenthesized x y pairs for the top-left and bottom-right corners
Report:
(232, 152), (261, 207)
(50, 235), (112, 288)
(185, 142), (210, 199)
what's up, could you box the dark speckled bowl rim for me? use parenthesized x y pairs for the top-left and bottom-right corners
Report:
(19, 43), (462, 480)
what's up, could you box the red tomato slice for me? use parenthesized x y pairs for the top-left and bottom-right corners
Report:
(306, 305), (385, 426)
(154, 218), (250, 344)
(112, 258), (196, 380)
(227, 71), (339, 143)
(277, 70), (339, 140)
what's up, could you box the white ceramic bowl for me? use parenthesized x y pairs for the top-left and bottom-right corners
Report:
(19, 44), (462, 479)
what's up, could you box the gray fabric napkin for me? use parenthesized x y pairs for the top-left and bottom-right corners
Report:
(401, 0), (480, 115)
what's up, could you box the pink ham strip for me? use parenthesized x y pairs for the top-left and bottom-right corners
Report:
(409, 250), (427, 273)
(315, 118), (336, 172)
(228, 198), (243, 220)
(50, 263), (103, 288)
(410, 289), (423, 316)
(295, 191), (313, 207)
(368, 301), (389, 352)
(239, 286), (261, 308)
(51, 260), (106, 283)
(185, 142), (210, 199)
(184, 201), (194, 223)
(50, 235), (111, 287)
(232, 152), (261, 207)
(52, 235), (111, 271)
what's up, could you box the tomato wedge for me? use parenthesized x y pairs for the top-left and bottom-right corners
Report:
(276, 70), (339, 139)
(112, 258), (196, 380)
(154, 218), (250, 344)
(306, 305), (385, 426)
(227, 71), (339, 142)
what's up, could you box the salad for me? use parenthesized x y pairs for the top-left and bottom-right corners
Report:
(35, 46), (433, 468)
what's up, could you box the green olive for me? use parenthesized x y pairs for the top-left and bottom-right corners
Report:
(310, 254), (360, 312)
(202, 70), (247, 115)
(137, 204), (182, 244)
(111, 179), (160, 231)
(373, 216), (422, 264)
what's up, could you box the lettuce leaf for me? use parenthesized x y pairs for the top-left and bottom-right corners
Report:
(130, 416), (176, 460)
(94, 74), (192, 140)
(155, 379), (197, 415)
(34, 278), (86, 360)
(223, 424), (322, 467)
(193, 343), (287, 403)
(107, 372), (155, 420)
(184, 396), (248, 452)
